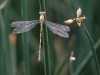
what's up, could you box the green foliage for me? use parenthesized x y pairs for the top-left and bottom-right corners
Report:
(0, 0), (100, 75)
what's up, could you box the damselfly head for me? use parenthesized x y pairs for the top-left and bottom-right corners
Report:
(39, 12), (45, 15)
(39, 12), (45, 23)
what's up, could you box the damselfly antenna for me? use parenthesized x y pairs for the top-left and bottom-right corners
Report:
(10, 11), (70, 61)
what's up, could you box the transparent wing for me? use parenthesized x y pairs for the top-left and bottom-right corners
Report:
(45, 21), (70, 32)
(46, 24), (69, 38)
(13, 24), (38, 34)
(12, 20), (40, 34)
(10, 20), (39, 28)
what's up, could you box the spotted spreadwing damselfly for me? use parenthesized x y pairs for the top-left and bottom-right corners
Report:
(10, 12), (70, 61)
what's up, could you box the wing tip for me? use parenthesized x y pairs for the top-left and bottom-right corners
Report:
(62, 34), (69, 38)
(66, 26), (70, 32)
(10, 22), (15, 27)
(13, 29), (19, 34)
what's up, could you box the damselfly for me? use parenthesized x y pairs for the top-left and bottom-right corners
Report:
(10, 12), (70, 61)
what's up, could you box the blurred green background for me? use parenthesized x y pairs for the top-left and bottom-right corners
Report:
(0, 0), (100, 75)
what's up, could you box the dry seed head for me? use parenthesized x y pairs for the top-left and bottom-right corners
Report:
(77, 7), (82, 17)
(70, 57), (76, 61)
(39, 12), (45, 15)
(64, 19), (73, 24)
(80, 16), (86, 21)
(77, 23), (81, 26)
(76, 18), (82, 26)
(70, 51), (76, 62)
(76, 18), (81, 23)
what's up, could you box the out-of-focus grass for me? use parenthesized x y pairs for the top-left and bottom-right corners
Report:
(21, 0), (31, 75)
(0, 0), (100, 75)
(0, 1), (12, 75)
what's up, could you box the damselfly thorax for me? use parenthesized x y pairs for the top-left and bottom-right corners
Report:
(10, 12), (70, 61)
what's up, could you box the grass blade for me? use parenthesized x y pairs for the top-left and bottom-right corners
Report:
(0, 9), (12, 75)
(81, 22), (100, 75)
(74, 38), (100, 75)
(43, 25), (51, 75)
(21, 0), (30, 75)
(55, 48), (71, 75)
(39, 0), (51, 75)
(0, 41), (5, 75)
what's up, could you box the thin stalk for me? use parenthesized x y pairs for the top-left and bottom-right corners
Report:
(43, 15), (51, 75)
(39, 0), (51, 75)
(69, 61), (73, 75)
(39, 0), (46, 11)
(21, 0), (30, 75)
(4, 1), (17, 75)
(0, 41), (5, 75)
(43, 25), (51, 75)
(74, 38), (100, 75)
(0, 1), (6, 75)
(4, 0), (10, 33)
(81, 22), (100, 75)
(55, 49), (71, 75)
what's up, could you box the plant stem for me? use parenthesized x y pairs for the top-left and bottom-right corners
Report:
(43, 25), (51, 75)
(39, 0), (51, 75)
(81, 22), (100, 75)
(39, 0), (46, 11)
(69, 61), (73, 75)
(55, 49), (71, 75)
(21, 0), (30, 75)
(0, 39), (5, 75)
(0, 10), (12, 75)
(74, 38), (100, 75)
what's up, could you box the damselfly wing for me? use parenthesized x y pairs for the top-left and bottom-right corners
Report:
(45, 21), (70, 32)
(44, 21), (70, 38)
(11, 20), (70, 38)
(10, 20), (40, 34)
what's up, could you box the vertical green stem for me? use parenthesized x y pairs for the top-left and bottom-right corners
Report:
(69, 61), (73, 75)
(39, 0), (46, 11)
(74, 38), (100, 75)
(0, 40), (5, 75)
(55, 49), (71, 75)
(21, 0), (30, 75)
(43, 25), (51, 75)
(0, 10), (12, 75)
(81, 22), (100, 75)
(39, 0), (51, 75)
